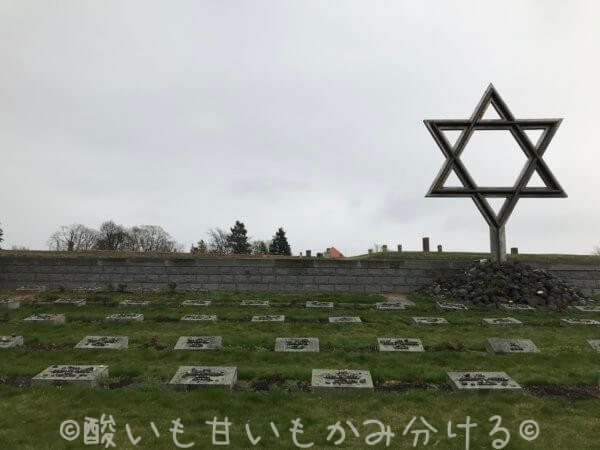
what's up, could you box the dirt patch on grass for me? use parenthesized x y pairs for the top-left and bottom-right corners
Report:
(526, 384), (600, 400)
(0, 375), (32, 387)
(250, 373), (285, 391)
(376, 379), (429, 392)
(105, 376), (135, 389)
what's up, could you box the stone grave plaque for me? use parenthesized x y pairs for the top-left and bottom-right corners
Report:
(376, 302), (405, 310)
(587, 340), (600, 352)
(436, 301), (468, 311)
(329, 316), (362, 323)
(378, 338), (424, 352)
(54, 298), (86, 307)
(75, 336), (128, 350)
(486, 338), (539, 354)
(105, 313), (144, 322)
(16, 285), (46, 292)
(24, 314), (65, 325)
(174, 336), (222, 350)
(500, 303), (534, 311)
(385, 296), (415, 306)
(251, 315), (285, 322)
(181, 314), (217, 322)
(181, 300), (212, 307)
(32, 364), (109, 387)
(275, 337), (319, 352)
(0, 298), (20, 310)
(412, 317), (449, 325)
(482, 317), (523, 327)
(241, 300), (270, 307)
(74, 286), (101, 292)
(306, 301), (334, 308)
(447, 371), (521, 391)
(169, 366), (237, 390)
(311, 369), (374, 392)
(120, 300), (150, 307)
(0, 335), (23, 348)
(574, 305), (600, 312)
(560, 318), (600, 327)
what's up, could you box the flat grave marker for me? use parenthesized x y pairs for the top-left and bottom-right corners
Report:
(120, 300), (150, 307)
(574, 305), (600, 313)
(241, 300), (270, 307)
(32, 365), (109, 387)
(251, 315), (285, 322)
(378, 338), (424, 352)
(105, 313), (144, 322)
(311, 369), (374, 392)
(412, 317), (449, 325)
(436, 301), (468, 311)
(485, 338), (539, 354)
(587, 340), (600, 352)
(0, 335), (23, 348)
(169, 366), (237, 390)
(500, 303), (534, 312)
(73, 286), (101, 292)
(181, 300), (211, 307)
(75, 336), (128, 350)
(54, 298), (86, 307)
(384, 296), (415, 306)
(24, 313), (65, 325)
(376, 302), (406, 310)
(306, 301), (334, 309)
(329, 316), (362, 323)
(275, 337), (319, 352)
(174, 336), (222, 350)
(0, 298), (20, 310)
(181, 314), (217, 322)
(560, 318), (600, 327)
(447, 371), (521, 391)
(16, 285), (46, 292)
(482, 317), (523, 327)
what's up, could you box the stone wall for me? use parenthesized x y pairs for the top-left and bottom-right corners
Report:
(0, 256), (599, 294)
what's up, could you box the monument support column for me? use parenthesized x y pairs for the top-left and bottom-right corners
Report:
(489, 225), (506, 263)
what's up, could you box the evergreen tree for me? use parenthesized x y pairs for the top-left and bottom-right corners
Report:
(0, 222), (3, 249)
(226, 221), (251, 254)
(269, 227), (291, 256)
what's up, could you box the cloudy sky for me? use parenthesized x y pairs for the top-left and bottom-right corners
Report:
(1, 1), (599, 255)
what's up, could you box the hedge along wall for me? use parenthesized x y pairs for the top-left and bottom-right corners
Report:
(0, 256), (599, 294)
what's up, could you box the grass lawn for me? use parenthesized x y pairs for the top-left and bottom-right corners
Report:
(1, 290), (599, 449)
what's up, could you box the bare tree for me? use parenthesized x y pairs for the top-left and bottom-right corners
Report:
(207, 228), (231, 254)
(251, 240), (269, 255)
(593, 246), (600, 256)
(94, 220), (130, 251)
(128, 225), (179, 252)
(47, 224), (98, 251)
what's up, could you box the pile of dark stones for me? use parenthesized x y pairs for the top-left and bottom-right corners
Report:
(418, 261), (588, 306)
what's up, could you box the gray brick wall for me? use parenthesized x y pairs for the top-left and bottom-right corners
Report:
(0, 256), (599, 294)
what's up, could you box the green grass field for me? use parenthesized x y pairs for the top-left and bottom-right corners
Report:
(1, 290), (599, 449)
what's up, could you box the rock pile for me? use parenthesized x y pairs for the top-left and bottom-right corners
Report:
(418, 261), (588, 307)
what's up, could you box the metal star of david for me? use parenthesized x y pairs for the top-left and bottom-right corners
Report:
(424, 84), (566, 260)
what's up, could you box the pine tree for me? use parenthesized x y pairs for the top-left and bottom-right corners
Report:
(226, 221), (251, 254)
(269, 227), (291, 256)
(0, 222), (3, 249)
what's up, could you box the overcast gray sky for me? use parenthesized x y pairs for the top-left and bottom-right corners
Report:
(1, 1), (599, 255)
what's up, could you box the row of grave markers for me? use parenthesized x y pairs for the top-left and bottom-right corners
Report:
(15, 312), (600, 327)
(4, 297), (600, 312)
(24, 364), (524, 392)
(4, 333), (600, 353)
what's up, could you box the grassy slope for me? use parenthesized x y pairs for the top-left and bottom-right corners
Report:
(2, 249), (600, 266)
(0, 291), (599, 449)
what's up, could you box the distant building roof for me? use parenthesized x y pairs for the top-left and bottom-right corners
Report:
(326, 246), (344, 258)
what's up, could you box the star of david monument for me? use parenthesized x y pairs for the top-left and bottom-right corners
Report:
(424, 84), (567, 262)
